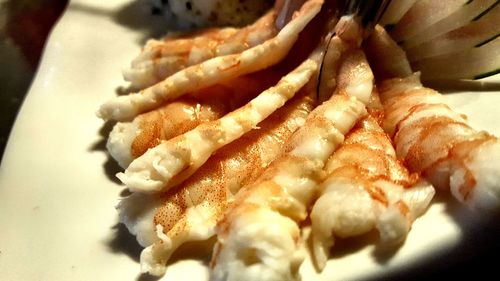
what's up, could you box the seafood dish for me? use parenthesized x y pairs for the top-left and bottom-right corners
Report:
(97, 0), (500, 280)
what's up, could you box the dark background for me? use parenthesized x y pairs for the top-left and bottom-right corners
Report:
(0, 1), (498, 280)
(0, 0), (67, 160)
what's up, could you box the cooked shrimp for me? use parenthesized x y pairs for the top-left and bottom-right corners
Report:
(367, 25), (500, 211)
(310, 116), (435, 270)
(107, 71), (281, 168)
(125, 27), (238, 89)
(118, 93), (315, 276)
(312, 47), (433, 269)
(364, 25), (413, 80)
(379, 75), (500, 211)
(118, 59), (318, 193)
(335, 49), (374, 104)
(125, 11), (277, 89)
(210, 95), (367, 281)
(318, 15), (365, 102)
(97, 0), (324, 121)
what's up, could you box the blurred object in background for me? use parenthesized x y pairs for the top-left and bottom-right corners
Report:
(0, 0), (67, 161)
(149, 0), (273, 29)
(4, 0), (67, 66)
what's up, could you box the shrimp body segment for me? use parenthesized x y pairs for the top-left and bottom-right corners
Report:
(125, 11), (278, 89)
(311, 116), (435, 270)
(379, 75), (500, 211)
(98, 0), (324, 121)
(118, 94), (315, 276)
(118, 59), (318, 193)
(210, 95), (367, 281)
(107, 72), (281, 168)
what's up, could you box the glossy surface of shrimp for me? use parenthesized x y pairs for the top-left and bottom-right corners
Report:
(367, 25), (500, 211)
(311, 45), (434, 270)
(125, 11), (278, 89)
(107, 70), (282, 167)
(379, 75), (500, 211)
(98, 0), (324, 121)
(118, 93), (315, 276)
(311, 115), (435, 270)
(118, 59), (318, 193)
(210, 94), (367, 281)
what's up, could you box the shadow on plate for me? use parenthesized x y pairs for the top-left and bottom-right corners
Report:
(326, 230), (402, 264)
(432, 191), (500, 233)
(112, 0), (174, 43)
(88, 120), (122, 185)
(69, 0), (175, 44)
(107, 221), (214, 281)
(108, 223), (143, 263)
(107, 223), (160, 281)
(370, 191), (500, 281)
(137, 273), (162, 281)
(116, 85), (139, 96)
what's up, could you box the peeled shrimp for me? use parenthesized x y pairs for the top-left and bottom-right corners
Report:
(210, 95), (367, 281)
(98, 0), (324, 121)
(118, 94), (314, 276)
(378, 0), (417, 28)
(125, 11), (277, 89)
(118, 59), (318, 193)
(367, 25), (500, 211)
(310, 116), (435, 270)
(379, 74), (500, 211)
(317, 15), (365, 102)
(107, 71), (281, 167)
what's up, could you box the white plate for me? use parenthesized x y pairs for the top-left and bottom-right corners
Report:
(1, 1), (499, 280)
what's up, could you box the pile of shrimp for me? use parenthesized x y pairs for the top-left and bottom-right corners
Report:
(97, 0), (500, 280)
